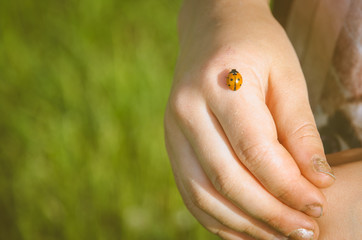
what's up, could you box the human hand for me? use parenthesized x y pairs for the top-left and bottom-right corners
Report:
(165, 0), (335, 239)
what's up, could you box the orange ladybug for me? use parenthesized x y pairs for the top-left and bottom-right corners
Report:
(226, 69), (243, 91)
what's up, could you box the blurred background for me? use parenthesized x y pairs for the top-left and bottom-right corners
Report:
(0, 0), (220, 239)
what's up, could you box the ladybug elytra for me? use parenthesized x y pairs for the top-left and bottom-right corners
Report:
(226, 69), (243, 91)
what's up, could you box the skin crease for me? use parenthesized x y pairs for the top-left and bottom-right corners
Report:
(165, 0), (338, 239)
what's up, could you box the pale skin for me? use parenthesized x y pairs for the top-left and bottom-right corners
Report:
(164, 0), (337, 239)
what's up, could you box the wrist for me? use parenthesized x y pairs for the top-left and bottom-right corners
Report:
(178, 0), (273, 48)
(179, 0), (271, 21)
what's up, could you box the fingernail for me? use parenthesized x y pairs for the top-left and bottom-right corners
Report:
(304, 203), (323, 218)
(312, 155), (336, 179)
(288, 228), (314, 240)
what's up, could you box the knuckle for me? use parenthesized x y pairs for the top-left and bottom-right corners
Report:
(209, 228), (238, 240)
(239, 142), (272, 175)
(211, 224), (250, 239)
(168, 89), (202, 128)
(199, 224), (225, 238)
(289, 122), (321, 142)
(273, 177), (298, 201)
(169, 90), (190, 118)
(240, 224), (254, 236)
(209, 228), (222, 237)
(211, 172), (238, 199)
(187, 183), (209, 211)
(274, 186), (291, 201)
(181, 193), (199, 214)
(261, 212), (283, 229)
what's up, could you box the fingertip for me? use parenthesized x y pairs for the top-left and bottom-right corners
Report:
(311, 155), (336, 183)
(303, 204), (323, 218)
(290, 218), (320, 240)
(293, 150), (336, 189)
(313, 171), (336, 188)
(278, 169), (327, 219)
(301, 153), (336, 188)
(287, 216), (319, 240)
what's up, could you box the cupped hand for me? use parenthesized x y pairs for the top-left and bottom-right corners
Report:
(165, 0), (335, 239)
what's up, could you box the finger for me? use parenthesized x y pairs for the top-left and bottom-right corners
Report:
(206, 67), (326, 218)
(167, 96), (320, 239)
(165, 113), (289, 240)
(166, 104), (321, 240)
(176, 175), (256, 240)
(183, 198), (258, 240)
(268, 63), (335, 188)
(190, 106), (319, 237)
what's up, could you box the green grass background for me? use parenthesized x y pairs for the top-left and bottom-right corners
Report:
(0, 0), (220, 239)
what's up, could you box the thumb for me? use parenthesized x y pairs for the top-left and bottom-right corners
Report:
(268, 65), (335, 189)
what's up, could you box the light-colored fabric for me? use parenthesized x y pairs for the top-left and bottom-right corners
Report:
(284, 0), (362, 153)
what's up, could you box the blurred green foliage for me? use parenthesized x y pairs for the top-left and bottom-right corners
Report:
(0, 0), (219, 239)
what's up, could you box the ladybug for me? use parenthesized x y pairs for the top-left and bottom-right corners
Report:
(226, 69), (243, 91)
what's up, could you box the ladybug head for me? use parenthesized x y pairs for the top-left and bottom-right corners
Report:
(231, 69), (238, 75)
